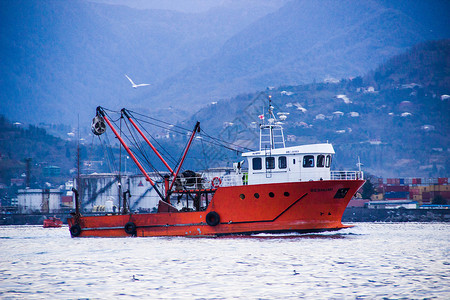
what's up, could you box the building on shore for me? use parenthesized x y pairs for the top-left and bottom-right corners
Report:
(17, 188), (62, 213)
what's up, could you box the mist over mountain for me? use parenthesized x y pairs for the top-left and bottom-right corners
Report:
(1, 0), (449, 127)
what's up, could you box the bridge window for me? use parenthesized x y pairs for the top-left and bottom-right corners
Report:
(317, 155), (325, 167)
(266, 157), (275, 169)
(303, 155), (314, 168)
(279, 156), (287, 169)
(252, 157), (262, 170)
(325, 155), (332, 168)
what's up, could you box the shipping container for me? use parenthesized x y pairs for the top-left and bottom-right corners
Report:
(409, 188), (420, 196)
(419, 185), (432, 192)
(422, 192), (431, 200)
(385, 191), (409, 199)
(387, 178), (402, 185)
(413, 194), (422, 201)
(438, 177), (448, 185)
(412, 178), (422, 185)
(439, 185), (450, 192)
(441, 191), (450, 199)
(430, 185), (443, 192)
(426, 178), (439, 185)
(431, 191), (450, 200)
(385, 185), (409, 192)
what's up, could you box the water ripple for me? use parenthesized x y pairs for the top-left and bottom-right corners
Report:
(0, 223), (449, 299)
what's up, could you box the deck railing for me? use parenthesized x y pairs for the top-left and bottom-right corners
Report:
(330, 171), (364, 180)
(174, 170), (364, 191)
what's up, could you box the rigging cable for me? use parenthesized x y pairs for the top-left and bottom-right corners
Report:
(97, 132), (117, 175)
(122, 117), (165, 179)
(98, 107), (257, 179)
(127, 111), (179, 166)
(102, 106), (256, 153)
(127, 108), (255, 154)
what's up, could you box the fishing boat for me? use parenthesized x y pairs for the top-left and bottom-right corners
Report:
(68, 97), (364, 237)
(43, 216), (63, 228)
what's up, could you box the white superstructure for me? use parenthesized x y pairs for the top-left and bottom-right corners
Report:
(188, 98), (361, 188)
(243, 143), (335, 185)
(242, 99), (340, 185)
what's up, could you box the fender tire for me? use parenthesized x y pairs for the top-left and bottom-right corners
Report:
(124, 222), (137, 235)
(70, 224), (82, 237)
(206, 211), (220, 226)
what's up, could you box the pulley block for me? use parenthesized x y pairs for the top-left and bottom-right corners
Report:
(92, 115), (106, 135)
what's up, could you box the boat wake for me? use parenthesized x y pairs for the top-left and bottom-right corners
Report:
(220, 230), (363, 240)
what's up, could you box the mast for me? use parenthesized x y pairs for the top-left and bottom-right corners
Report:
(76, 114), (81, 196)
(259, 95), (286, 151)
(92, 107), (200, 203)
(167, 122), (200, 193)
(118, 114), (122, 214)
(93, 107), (166, 202)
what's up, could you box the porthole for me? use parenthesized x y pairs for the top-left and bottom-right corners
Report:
(269, 192), (275, 198)
(254, 193), (260, 199)
(239, 194), (245, 200)
(284, 192), (290, 197)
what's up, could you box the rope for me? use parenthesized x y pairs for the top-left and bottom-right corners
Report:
(96, 106), (256, 178)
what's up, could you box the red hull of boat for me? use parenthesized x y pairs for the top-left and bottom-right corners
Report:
(43, 218), (63, 228)
(68, 180), (364, 237)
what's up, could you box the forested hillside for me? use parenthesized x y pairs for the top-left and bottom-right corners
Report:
(182, 40), (450, 177)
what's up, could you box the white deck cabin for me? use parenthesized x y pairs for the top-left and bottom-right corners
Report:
(198, 100), (362, 188)
(238, 101), (361, 185)
(242, 143), (335, 185)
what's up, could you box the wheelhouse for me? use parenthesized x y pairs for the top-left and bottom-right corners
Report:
(242, 143), (335, 185)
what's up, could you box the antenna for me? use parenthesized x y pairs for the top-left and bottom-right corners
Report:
(356, 156), (363, 172)
(259, 94), (286, 150)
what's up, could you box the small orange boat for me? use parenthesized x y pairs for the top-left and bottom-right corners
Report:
(43, 217), (63, 228)
(68, 100), (364, 237)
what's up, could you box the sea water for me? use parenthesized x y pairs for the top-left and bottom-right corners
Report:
(0, 223), (449, 299)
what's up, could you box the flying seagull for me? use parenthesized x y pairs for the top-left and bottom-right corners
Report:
(125, 74), (150, 88)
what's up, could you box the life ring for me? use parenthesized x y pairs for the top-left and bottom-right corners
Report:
(124, 222), (137, 235)
(211, 177), (222, 188)
(206, 211), (220, 226)
(70, 224), (82, 237)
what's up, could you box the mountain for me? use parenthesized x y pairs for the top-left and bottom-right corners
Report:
(1, 0), (449, 128)
(0, 40), (448, 186)
(0, 114), (119, 187)
(0, 0), (283, 125)
(181, 40), (450, 178)
(149, 0), (450, 110)
(0, 116), (75, 185)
